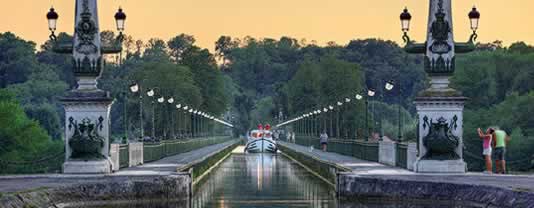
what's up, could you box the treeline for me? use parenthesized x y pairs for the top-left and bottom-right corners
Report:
(218, 37), (534, 171)
(217, 37), (425, 138)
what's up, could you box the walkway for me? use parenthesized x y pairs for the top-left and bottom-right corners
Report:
(278, 141), (534, 193)
(279, 141), (411, 175)
(116, 140), (238, 175)
(0, 140), (239, 193)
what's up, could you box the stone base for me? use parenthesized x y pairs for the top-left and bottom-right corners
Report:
(63, 160), (111, 174)
(414, 159), (466, 173)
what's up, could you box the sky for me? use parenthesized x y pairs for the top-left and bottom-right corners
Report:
(2, 0), (534, 51)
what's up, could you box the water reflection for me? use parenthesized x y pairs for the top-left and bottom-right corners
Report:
(192, 153), (336, 208)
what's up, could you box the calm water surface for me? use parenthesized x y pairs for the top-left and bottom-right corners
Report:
(76, 152), (480, 208)
(192, 153), (335, 208)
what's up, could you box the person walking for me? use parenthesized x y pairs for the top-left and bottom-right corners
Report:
(477, 128), (494, 174)
(492, 128), (511, 174)
(320, 131), (328, 152)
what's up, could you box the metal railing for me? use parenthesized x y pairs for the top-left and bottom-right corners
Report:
(395, 143), (408, 169)
(0, 151), (65, 174)
(119, 144), (129, 168)
(294, 136), (379, 162)
(142, 136), (232, 163)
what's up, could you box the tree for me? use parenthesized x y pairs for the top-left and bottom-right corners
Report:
(37, 32), (76, 87)
(168, 34), (195, 62)
(0, 32), (39, 88)
(0, 89), (62, 174)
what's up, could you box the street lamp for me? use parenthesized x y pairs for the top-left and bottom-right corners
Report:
(367, 88), (376, 97)
(356, 94), (363, 100)
(47, 5), (126, 43)
(147, 88), (158, 139)
(366, 88), (375, 141)
(336, 102), (343, 138)
(385, 80), (403, 141)
(46, 7), (59, 41)
(167, 97), (175, 139)
(400, 7), (412, 43)
(129, 82), (145, 140)
(156, 96), (165, 139)
(468, 6), (481, 40)
(114, 7), (127, 41)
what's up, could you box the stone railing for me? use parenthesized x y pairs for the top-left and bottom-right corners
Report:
(109, 136), (233, 171)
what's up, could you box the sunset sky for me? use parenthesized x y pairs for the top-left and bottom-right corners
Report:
(2, 0), (533, 51)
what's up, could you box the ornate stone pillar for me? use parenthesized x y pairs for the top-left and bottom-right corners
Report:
(60, 0), (119, 174)
(404, 0), (477, 173)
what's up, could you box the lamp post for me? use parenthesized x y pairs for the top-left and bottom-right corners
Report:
(336, 101), (343, 139)
(121, 89), (128, 144)
(147, 89), (157, 139)
(323, 107), (328, 136)
(176, 104), (182, 138)
(355, 94), (363, 139)
(399, 1), (479, 173)
(188, 108), (194, 138)
(129, 82), (144, 139)
(167, 97), (175, 139)
(157, 96), (165, 139)
(344, 98), (351, 139)
(183, 106), (190, 138)
(328, 106), (334, 137)
(366, 88), (376, 141)
(385, 80), (402, 141)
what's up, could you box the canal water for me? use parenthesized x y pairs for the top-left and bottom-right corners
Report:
(192, 153), (335, 208)
(77, 152), (481, 208)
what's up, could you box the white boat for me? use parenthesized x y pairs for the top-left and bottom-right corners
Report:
(245, 126), (277, 153)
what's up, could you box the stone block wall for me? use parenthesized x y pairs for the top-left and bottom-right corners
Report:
(407, 143), (417, 171)
(128, 142), (144, 167)
(378, 141), (396, 166)
(109, 144), (120, 172)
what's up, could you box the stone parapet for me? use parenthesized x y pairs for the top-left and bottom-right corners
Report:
(128, 142), (143, 167)
(378, 141), (396, 166)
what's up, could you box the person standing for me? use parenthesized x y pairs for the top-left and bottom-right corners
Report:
(477, 128), (494, 173)
(320, 131), (328, 152)
(493, 128), (511, 174)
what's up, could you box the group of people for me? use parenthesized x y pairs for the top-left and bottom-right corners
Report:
(477, 127), (511, 174)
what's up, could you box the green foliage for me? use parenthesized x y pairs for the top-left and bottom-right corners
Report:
(0, 90), (64, 174)
(249, 96), (276, 126)
(457, 44), (534, 171)
(0, 32), (39, 87)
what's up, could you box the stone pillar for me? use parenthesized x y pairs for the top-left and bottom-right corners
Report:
(109, 143), (120, 172)
(406, 143), (417, 171)
(379, 141), (396, 166)
(404, 0), (474, 173)
(413, 94), (467, 173)
(61, 0), (114, 174)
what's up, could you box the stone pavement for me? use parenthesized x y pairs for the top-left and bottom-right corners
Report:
(0, 140), (239, 193)
(279, 141), (412, 175)
(278, 141), (534, 193)
(116, 140), (239, 175)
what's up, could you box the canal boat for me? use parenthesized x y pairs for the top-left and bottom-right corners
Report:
(245, 124), (278, 153)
